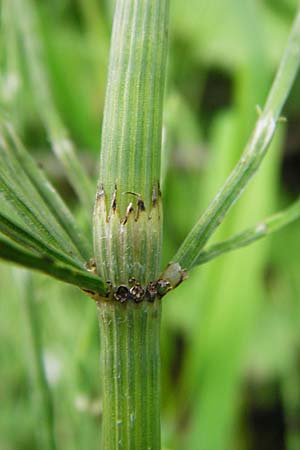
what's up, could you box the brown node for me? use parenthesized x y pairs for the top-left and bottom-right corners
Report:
(114, 285), (130, 303)
(146, 281), (158, 302)
(130, 282), (145, 303)
(156, 279), (171, 298)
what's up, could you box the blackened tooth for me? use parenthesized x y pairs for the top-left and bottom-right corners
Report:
(122, 202), (134, 225)
(152, 185), (157, 206)
(138, 198), (146, 211)
(111, 185), (117, 211)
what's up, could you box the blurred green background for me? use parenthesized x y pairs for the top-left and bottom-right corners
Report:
(1, 0), (300, 449)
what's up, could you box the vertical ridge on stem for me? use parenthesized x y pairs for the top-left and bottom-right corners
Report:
(93, 0), (169, 287)
(97, 300), (161, 450)
(98, 0), (169, 214)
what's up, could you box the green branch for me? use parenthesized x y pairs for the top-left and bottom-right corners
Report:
(0, 210), (84, 270)
(0, 236), (107, 296)
(172, 9), (300, 270)
(194, 198), (300, 266)
(3, 121), (91, 259)
(0, 126), (89, 261)
(0, 169), (70, 255)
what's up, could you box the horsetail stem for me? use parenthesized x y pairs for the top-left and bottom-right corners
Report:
(93, 2), (169, 449)
(93, 0), (169, 288)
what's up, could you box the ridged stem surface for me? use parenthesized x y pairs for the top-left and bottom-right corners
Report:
(94, 0), (169, 287)
(97, 300), (161, 450)
(98, 0), (169, 214)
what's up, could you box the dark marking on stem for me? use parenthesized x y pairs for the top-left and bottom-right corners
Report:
(137, 198), (145, 212)
(96, 264), (188, 305)
(123, 191), (146, 220)
(158, 182), (162, 197)
(129, 277), (136, 286)
(111, 184), (117, 211)
(122, 202), (134, 225)
(152, 185), (157, 207)
(114, 285), (130, 303)
(130, 282), (145, 303)
(156, 279), (171, 297)
(136, 197), (145, 220)
(146, 281), (158, 302)
(124, 191), (140, 198)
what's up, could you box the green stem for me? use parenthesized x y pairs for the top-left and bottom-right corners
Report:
(94, 0), (169, 287)
(97, 300), (161, 450)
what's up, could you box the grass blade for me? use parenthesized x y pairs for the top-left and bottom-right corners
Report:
(194, 198), (300, 265)
(0, 236), (107, 295)
(171, 8), (300, 270)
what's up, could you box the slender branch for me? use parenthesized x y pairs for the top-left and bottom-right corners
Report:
(0, 210), (84, 270)
(0, 168), (74, 255)
(194, 198), (300, 266)
(11, 0), (95, 213)
(0, 236), (107, 296)
(3, 121), (91, 260)
(0, 128), (87, 261)
(172, 9), (300, 270)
